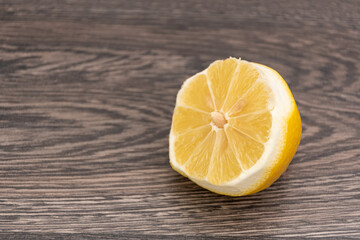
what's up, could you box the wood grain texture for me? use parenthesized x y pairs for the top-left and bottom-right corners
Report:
(0, 0), (360, 239)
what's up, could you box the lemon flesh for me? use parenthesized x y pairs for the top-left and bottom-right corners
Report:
(169, 58), (301, 196)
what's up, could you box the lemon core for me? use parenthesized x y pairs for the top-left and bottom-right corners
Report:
(211, 111), (227, 128)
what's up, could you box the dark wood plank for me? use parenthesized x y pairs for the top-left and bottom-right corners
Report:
(0, 0), (359, 239)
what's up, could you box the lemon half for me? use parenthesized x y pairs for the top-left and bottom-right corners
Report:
(169, 58), (301, 196)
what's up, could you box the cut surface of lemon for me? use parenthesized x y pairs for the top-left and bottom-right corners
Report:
(169, 58), (301, 196)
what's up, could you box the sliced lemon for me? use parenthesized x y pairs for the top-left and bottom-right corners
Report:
(169, 58), (301, 196)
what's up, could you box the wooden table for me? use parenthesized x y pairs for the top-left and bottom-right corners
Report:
(1, 1), (359, 239)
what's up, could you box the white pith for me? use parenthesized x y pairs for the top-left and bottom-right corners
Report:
(169, 59), (294, 195)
